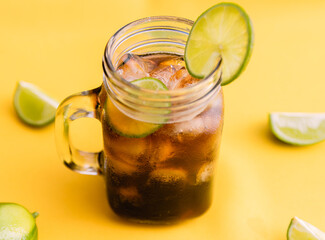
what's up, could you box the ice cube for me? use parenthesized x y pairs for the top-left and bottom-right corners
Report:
(172, 115), (221, 163)
(150, 65), (178, 87)
(170, 68), (200, 90)
(110, 135), (147, 157)
(173, 117), (206, 142)
(118, 186), (142, 205)
(104, 136), (148, 175)
(149, 139), (175, 168)
(149, 59), (184, 87)
(103, 131), (148, 162)
(159, 58), (185, 68)
(116, 53), (156, 81)
(196, 162), (214, 184)
(108, 154), (139, 175)
(148, 168), (187, 184)
(171, 91), (223, 142)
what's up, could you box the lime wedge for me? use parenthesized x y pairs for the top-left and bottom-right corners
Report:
(185, 2), (253, 85)
(13, 81), (59, 127)
(0, 203), (38, 240)
(287, 217), (325, 240)
(269, 112), (325, 146)
(106, 77), (168, 138)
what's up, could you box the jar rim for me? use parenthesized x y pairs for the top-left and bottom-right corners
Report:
(102, 15), (222, 96)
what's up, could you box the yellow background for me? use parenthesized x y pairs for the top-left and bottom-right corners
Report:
(1, 0), (325, 239)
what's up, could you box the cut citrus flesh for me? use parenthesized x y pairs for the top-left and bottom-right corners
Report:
(185, 2), (253, 85)
(0, 203), (38, 240)
(287, 217), (325, 240)
(14, 81), (59, 127)
(269, 112), (325, 145)
(106, 77), (168, 138)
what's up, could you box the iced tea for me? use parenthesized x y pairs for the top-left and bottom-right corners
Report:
(99, 53), (224, 223)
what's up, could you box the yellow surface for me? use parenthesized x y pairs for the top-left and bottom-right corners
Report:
(1, 0), (325, 239)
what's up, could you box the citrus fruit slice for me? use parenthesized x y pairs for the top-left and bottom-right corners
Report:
(185, 2), (253, 85)
(269, 112), (325, 145)
(287, 217), (325, 240)
(0, 203), (38, 240)
(131, 77), (169, 91)
(14, 81), (59, 127)
(106, 77), (168, 138)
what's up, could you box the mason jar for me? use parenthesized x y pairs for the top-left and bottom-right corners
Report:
(55, 16), (224, 224)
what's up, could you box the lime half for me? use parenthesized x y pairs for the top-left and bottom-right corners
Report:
(269, 112), (325, 146)
(287, 217), (325, 240)
(185, 2), (253, 85)
(0, 203), (38, 240)
(106, 77), (168, 138)
(14, 81), (59, 127)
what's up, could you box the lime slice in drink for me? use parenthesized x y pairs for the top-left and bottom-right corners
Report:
(106, 77), (168, 138)
(185, 2), (254, 85)
(131, 77), (169, 91)
(269, 112), (325, 146)
(14, 81), (59, 127)
(0, 203), (38, 240)
(287, 217), (325, 240)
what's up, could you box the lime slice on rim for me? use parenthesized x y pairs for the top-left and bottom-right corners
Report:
(287, 217), (325, 240)
(106, 77), (168, 138)
(269, 112), (325, 145)
(0, 203), (38, 240)
(14, 81), (59, 127)
(185, 2), (254, 85)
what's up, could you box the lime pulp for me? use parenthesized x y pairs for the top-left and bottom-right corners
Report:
(0, 203), (38, 240)
(106, 77), (168, 138)
(184, 2), (254, 85)
(269, 112), (325, 146)
(13, 81), (59, 127)
(287, 217), (325, 240)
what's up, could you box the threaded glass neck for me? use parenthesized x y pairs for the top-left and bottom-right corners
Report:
(102, 16), (222, 124)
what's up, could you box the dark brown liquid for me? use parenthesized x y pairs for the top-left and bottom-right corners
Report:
(99, 53), (224, 223)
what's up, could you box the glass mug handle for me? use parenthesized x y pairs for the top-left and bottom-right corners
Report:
(55, 87), (102, 175)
